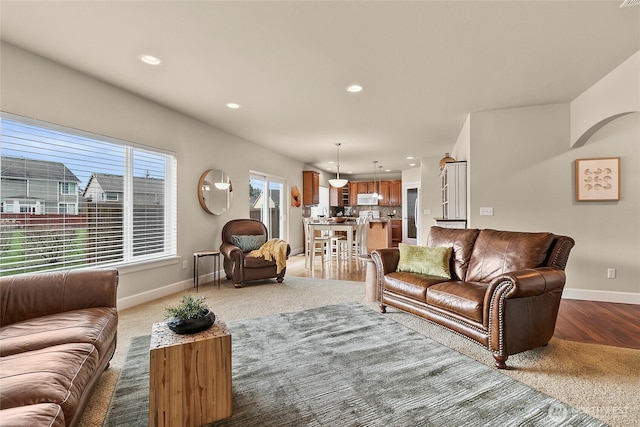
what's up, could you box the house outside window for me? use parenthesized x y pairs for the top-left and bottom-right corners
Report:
(0, 112), (177, 276)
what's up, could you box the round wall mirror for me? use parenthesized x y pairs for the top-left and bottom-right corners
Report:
(198, 169), (232, 215)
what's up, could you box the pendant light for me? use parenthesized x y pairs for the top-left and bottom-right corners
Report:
(372, 161), (379, 198)
(214, 169), (230, 190)
(328, 143), (348, 188)
(377, 165), (383, 200)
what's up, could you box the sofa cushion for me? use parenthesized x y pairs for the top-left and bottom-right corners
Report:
(0, 403), (66, 427)
(396, 244), (452, 279)
(384, 271), (448, 301)
(427, 281), (488, 323)
(465, 229), (555, 283)
(232, 234), (266, 252)
(0, 343), (99, 423)
(427, 227), (481, 281)
(0, 307), (117, 358)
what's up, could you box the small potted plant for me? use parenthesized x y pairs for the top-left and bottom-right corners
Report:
(164, 294), (215, 334)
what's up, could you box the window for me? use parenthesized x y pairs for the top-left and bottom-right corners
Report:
(59, 182), (76, 195)
(0, 112), (177, 276)
(58, 203), (77, 215)
(103, 192), (119, 202)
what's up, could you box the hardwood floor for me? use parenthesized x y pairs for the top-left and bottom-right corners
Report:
(287, 254), (640, 350)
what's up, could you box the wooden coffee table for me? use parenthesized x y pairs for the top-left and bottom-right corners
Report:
(149, 317), (232, 427)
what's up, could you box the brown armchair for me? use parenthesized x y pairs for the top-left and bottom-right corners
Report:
(221, 219), (291, 288)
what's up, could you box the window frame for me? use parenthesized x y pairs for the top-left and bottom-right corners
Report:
(57, 202), (78, 215)
(0, 112), (178, 276)
(59, 182), (77, 195)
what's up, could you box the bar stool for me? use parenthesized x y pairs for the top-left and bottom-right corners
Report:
(337, 218), (367, 270)
(303, 218), (330, 270)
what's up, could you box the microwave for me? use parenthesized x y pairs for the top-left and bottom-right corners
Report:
(357, 193), (379, 206)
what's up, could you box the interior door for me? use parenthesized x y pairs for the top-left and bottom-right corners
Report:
(402, 183), (420, 245)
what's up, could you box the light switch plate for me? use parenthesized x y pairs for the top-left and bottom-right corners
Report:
(423, 209), (431, 215)
(479, 207), (494, 216)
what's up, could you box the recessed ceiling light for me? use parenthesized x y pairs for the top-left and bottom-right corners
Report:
(406, 156), (414, 160)
(328, 161), (335, 164)
(409, 163), (416, 167)
(385, 169), (391, 172)
(226, 103), (241, 109)
(346, 84), (363, 93)
(138, 54), (162, 65)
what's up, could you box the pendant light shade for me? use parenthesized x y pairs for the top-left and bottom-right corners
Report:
(328, 143), (348, 188)
(214, 169), (230, 190)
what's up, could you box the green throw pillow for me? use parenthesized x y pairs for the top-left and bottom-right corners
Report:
(397, 243), (453, 279)
(232, 234), (266, 252)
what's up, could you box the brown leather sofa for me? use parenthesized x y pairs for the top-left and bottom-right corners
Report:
(0, 268), (118, 427)
(371, 226), (574, 369)
(221, 219), (291, 288)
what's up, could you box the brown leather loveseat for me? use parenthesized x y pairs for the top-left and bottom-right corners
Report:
(371, 226), (574, 369)
(0, 268), (119, 427)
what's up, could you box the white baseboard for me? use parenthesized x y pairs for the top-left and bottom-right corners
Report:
(117, 270), (225, 310)
(563, 288), (640, 305)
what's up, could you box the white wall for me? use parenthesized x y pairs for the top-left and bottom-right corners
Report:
(571, 51), (640, 147)
(1, 42), (306, 304)
(468, 104), (639, 301)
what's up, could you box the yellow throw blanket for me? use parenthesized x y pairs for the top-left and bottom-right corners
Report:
(248, 239), (288, 274)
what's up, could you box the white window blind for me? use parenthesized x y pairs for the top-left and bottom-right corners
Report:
(0, 112), (177, 276)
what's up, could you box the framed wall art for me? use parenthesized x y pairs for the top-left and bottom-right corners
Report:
(575, 157), (620, 201)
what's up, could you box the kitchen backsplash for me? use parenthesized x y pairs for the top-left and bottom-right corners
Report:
(330, 205), (400, 218)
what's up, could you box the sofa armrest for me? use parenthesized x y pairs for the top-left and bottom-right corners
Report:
(489, 267), (566, 300)
(220, 242), (243, 261)
(371, 248), (400, 275)
(0, 268), (118, 327)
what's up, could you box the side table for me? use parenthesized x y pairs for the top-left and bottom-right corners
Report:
(149, 318), (232, 427)
(193, 250), (221, 291)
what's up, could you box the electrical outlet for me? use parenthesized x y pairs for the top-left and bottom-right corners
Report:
(479, 207), (494, 216)
(182, 260), (188, 270)
(607, 268), (616, 279)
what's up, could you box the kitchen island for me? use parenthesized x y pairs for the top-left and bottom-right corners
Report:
(366, 219), (392, 253)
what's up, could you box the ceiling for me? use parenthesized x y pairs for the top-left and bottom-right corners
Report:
(1, 1), (639, 177)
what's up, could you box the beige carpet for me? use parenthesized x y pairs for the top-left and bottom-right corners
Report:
(79, 277), (640, 427)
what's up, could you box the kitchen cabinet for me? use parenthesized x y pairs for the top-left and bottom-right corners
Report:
(303, 170), (319, 205)
(349, 182), (359, 205)
(377, 181), (390, 205)
(336, 180), (403, 206)
(388, 180), (402, 206)
(441, 161), (466, 220)
(366, 220), (392, 252)
(391, 219), (402, 247)
(356, 182), (369, 195)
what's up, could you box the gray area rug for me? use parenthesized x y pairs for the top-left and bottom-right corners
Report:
(104, 302), (606, 426)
